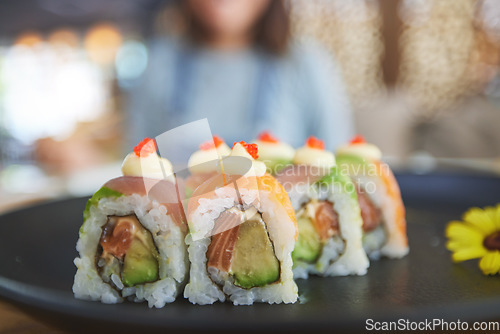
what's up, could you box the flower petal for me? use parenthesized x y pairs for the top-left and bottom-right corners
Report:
(447, 239), (484, 252)
(446, 222), (484, 243)
(452, 246), (488, 263)
(490, 204), (500, 231)
(479, 251), (500, 275)
(463, 207), (497, 235)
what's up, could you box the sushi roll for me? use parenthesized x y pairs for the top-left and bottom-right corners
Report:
(73, 138), (188, 308)
(185, 135), (231, 197)
(336, 135), (409, 259)
(184, 142), (298, 305)
(275, 136), (369, 278)
(253, 131), (295, 174)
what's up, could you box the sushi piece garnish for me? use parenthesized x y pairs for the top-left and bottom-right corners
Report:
(253, 132), (295, 174)
(293, 137), (335, 168)
(200, 135), (225, 150)
(257, 131), (279, 143)
(186, 136), (231, 193)
(233, 141), (259, 159)
(123, 138), (173, 180)
(306, 136), (325, 150)
(349, 135), (366, 145)
(133, 137), (157, 157)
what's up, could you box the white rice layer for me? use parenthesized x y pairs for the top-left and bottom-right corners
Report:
(184, 185), (298, 305)
(363, 225), (386, 260)
(290, 182), (369, 278)
(73, 194), (188, 308)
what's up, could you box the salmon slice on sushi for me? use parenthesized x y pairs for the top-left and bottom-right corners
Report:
(275, 137), (369, 278)
(336, 135), (409, 260)
(73, 138), (188, 308)
(184, 141), (298, 305)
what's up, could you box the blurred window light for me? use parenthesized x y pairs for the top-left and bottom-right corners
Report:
(14, 32), (44, 47)
(115, 40), (148, 85)
(1, 41), (107, 144)
(48, 28), (80, 48)
(290, 0), (384, 106)
(84, 23), (122, 65)
(398, 0), (477, 114)
(399, 0), (432, 27)
(475, 0), (500, 98)
(329, 0), (380, 22)
(479, 0), (500, 43)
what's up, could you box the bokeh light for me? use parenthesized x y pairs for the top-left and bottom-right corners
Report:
(84, 23), (122, 65)
(1, 36), (107, 144)
(48, 28), (80, 48)
(115, 40), (148, 85)
(14, 31), (43, 47)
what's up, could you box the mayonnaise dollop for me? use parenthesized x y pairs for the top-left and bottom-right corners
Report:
(254, 140), (295, 162)
(121, 152), (174, 180)
(187, 143), (231, 174)
(293, 146), (336, 168)
(219, 143), (266, 177)
(337, 143), (382, 160)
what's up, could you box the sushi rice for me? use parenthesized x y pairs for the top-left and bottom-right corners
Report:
(73, 194), (188, 308)
(184, 177), (298, 305)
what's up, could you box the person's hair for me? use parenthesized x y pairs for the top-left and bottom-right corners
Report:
(253, 0), (290, 55)
(173, 0), (290, 55)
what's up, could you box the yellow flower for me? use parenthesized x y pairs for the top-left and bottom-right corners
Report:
(446, 204), (500, 275)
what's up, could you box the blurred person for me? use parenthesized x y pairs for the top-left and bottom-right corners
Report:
(127, 0), (353, 149)
(34, 0), (353, 175)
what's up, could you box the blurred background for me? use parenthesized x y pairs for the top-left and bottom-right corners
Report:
(0, 0), (500, 210)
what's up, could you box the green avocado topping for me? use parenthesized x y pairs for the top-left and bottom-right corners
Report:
(259, 158), (293, 175)
(315, 167), (358, 200)
(336, 154), (379, 178)
(336, 153), (369, 166)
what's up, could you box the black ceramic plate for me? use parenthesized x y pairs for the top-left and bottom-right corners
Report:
(1, 173), (500, 332)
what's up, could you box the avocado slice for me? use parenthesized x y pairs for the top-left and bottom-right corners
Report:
(230, 219), (280, 289)
(316, 166), (358, 201)
(336, 154), (378, 180)
(260, 158), (293, 174)
(336, 153), (368, 167)
(121, 227), (159, 287)
(292, 215), (322, 263)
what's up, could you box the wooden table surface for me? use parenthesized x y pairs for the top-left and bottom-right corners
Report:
(0, 299), (70, 334)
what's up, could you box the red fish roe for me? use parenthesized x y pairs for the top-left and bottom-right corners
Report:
(257, 131), (279, 143)
(133, 138), (157, 157)
(350, 135), (366, 145)
(306, 136), (325, 150)
(200, 135), (225, 150)
(233, 141), (259, 159)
